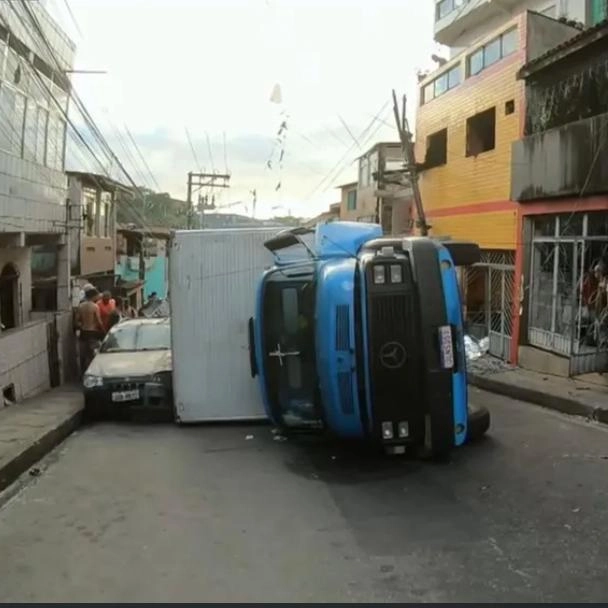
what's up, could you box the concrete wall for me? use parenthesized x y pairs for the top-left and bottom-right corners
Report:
(436, 0), (586, 56)
(0, 246), (32, 325)
(0, 320), (50, 400)
(511, 112), (608, 201)
(526, 11), (580, 62)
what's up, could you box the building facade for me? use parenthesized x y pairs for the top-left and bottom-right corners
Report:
(0, 2), (76, 401)
(434, 0), (601, 56)
(337, 143), (413, 235)
(116, 226), (170, 310)
(510, 20), (608, 377)
(417, 4), (586, 360)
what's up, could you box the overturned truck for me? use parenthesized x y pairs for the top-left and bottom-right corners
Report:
(249, 221), (490, 457)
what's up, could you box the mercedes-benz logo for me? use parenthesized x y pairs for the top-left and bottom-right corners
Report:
(379, 341), (407, 369)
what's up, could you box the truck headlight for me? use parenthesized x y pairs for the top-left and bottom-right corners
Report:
(390, 264), (402, 283)
(381, 421), (393, 439)
(373, 265), (386, 284)
(398, 421), (409, 438)
(83, 375), (103, 389)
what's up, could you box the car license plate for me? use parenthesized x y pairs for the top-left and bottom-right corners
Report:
(438, 325), (454, 369)
(112, 390), (140, 402)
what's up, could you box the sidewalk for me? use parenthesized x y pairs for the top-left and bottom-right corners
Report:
(468, 358), (608, 423)
(0, 385), (83, 493)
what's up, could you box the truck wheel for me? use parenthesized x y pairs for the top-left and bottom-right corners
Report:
(466, 403), (490, 443)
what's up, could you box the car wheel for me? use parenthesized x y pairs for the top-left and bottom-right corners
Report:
(466, 403), (490, 443)
(83, 394), (101, 423)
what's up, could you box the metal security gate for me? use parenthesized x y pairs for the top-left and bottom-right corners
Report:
(463, 250), (515, 361)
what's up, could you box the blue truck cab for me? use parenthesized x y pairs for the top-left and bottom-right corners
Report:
(248, 221), (489, 457)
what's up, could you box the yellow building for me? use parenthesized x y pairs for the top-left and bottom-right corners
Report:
(416, 10), (582, 361)
(416, 15), (524, 252)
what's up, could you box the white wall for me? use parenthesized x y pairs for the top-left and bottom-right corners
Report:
(0, 320), (50, 400)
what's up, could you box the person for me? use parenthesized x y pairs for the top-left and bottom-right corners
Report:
(76, 288), (103, 377)
(108, 296), (124, 330)
(97, 290), (116, 334)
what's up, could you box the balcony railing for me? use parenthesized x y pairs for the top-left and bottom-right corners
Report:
(511, 112), (608, 202)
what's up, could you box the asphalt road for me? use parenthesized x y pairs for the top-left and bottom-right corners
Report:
(1, 388), (608, 602)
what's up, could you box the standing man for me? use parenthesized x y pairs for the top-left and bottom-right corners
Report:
(76, 288), (104, 377)
(97, 290), (116, 334)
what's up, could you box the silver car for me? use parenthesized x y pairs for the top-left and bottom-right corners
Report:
(82, 317), (173, 419)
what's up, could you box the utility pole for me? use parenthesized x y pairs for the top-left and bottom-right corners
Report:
(391, 89), (430, 236)
(186, 171), (231, 229)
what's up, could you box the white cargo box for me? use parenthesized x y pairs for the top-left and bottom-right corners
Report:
(169, 228), (277, 422)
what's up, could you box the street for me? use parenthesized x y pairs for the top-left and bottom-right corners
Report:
(1, 388), (607, 603)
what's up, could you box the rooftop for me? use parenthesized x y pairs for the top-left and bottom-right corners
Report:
(518, 18), (608, 79)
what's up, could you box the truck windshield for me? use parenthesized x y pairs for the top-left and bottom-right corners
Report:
(100, 322), (171, 353)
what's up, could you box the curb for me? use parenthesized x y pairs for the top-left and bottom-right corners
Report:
(467, 372), (608, 422)
(0, 408), (83, 494)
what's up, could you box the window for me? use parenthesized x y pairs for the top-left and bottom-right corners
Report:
(100, 321), (171, 353)
(447, 66), (461, 88)
(359, 157), (368, 187)
(347, 189), (357, 211)
(484, 37), (501, 67)
(23, 99), (38, 161)
(501, 28), (518, 57)
(84, 189), (96, 237)
(466, 107), (495, 156)
(437, 0), (452, 20)
(467, 28), (518, 77)
(505, 99), (515, 115)
(35, 107), (48, 164)
(425, 128), (448, 169)
(423, 82), (434, 104)
(436, 0), (469, 20)
(421, 64), (461, 104)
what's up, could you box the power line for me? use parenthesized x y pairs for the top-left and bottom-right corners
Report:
(8, 1), (155, 237)
(185, 126), (202, 172)
(124, 123), (162, 192)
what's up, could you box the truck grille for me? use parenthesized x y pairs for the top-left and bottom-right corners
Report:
(366, 276), (424, 440)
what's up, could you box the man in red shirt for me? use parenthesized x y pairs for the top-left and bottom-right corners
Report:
(97, 290), (116, 334)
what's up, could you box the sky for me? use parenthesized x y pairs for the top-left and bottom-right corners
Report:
(45, 0), (439, 219)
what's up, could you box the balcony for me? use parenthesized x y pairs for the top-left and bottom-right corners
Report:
(434, 0), (522, 47)
(511, 112), (608, 202)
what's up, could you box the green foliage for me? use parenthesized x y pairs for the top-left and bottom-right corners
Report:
(116, 188), (189, 229)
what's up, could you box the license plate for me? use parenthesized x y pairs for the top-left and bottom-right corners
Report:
(438, 325), (454, 369)
(112, 390), (140, 402)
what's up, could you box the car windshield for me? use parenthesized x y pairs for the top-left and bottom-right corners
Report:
(100, 322), (171, 353)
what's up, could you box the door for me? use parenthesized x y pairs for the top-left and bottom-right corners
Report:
(262, 278), (320, 429)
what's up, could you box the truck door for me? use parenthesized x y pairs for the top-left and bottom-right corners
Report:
(262, 277), (321, 429)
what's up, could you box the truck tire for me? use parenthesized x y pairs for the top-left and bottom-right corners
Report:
(466, 403), (490, 443)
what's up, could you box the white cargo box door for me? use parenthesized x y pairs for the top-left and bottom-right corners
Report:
(170, 229), (277, 422)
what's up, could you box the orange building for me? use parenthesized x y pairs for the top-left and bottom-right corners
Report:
(415, 11), (580, 361)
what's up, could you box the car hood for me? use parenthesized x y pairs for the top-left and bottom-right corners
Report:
(87, 350), (172, 378)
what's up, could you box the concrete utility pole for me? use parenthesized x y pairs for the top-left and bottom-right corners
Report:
(186, 172), (231, 229)
(391, 90), (430, 236)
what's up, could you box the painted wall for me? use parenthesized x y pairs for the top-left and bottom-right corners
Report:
(116, 253), (168, 299)
(416, 15), (527, 250)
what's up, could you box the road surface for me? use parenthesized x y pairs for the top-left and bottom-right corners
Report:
(1, 388), (608, 602)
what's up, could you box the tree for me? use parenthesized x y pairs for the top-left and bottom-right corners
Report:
(116, 188), (189, 229)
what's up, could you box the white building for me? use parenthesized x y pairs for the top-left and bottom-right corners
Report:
(0, 1), (75, 402)
(434, 0), (603, 56)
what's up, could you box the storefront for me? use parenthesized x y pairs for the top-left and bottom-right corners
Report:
(522, 209), (608, 375)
